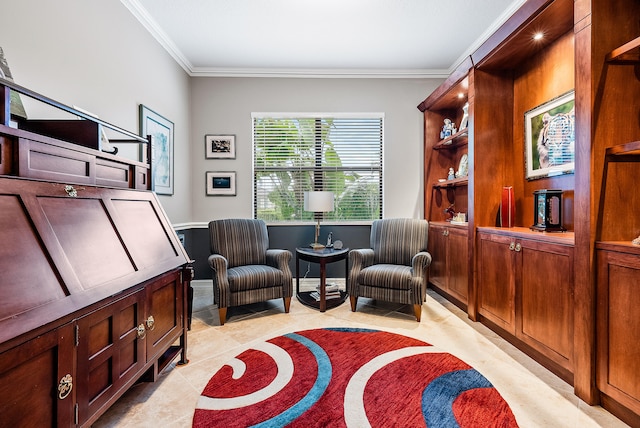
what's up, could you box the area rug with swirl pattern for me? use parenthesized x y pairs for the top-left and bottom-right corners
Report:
(193, 328), (518, 427)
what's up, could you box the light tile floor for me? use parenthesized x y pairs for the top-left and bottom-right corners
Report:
(94, 280), (629, 427)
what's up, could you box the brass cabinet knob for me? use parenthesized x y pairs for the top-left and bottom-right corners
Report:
(146, 315), (155, 331)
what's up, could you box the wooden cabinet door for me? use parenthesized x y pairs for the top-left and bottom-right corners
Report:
(428, 224), (447, 290)
(0, 323), (75, 427)
(518, 238), (573, 369)
(145, 270), (184, 365)
(597, 248), (640, 415)
(447, 227), (468, 304)
(76, 290), (145, 426)
(477, 232), (516, 334)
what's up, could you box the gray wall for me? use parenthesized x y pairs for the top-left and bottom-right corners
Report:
(189, 77), (441, 222)
(0, 0), (192, 223)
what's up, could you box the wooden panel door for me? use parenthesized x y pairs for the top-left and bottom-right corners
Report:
(427, 224), (447, 290)
(145, 270), (184, 365)
(76, 290), (145, 426)
(597, 248), (640, 418)
(0, 323), (75, 427)
(518, 238), (574, 369)
(447, 227), (468, 304)
(477, 231), (516, 334)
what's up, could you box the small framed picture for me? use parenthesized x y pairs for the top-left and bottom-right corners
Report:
(205, 134), (236, 159)
(206, 171), (236, 196)
(140, 105), (174, 195)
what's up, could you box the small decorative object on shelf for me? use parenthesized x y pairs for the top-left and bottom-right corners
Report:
(531, 189), (565, 232)
(459, 102), (469, 130)
(500, 186), (515, 228)
(444, 203), (455, 221)
(447, 168), (456, 180)
(456, 153), (468, 178)
(632, 235), (640, 246)
(451, 212), (467, 225)
(440, 118), (457, 139)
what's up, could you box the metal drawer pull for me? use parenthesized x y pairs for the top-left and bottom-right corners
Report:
(137, 323), (146, 339)
(509, 242), (515, 251)
(58, 374), (73, 400)
(515, 243), (522, 252)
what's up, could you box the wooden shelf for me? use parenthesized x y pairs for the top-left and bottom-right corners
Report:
(605, 140), (640, 158)
(433, 177), (468, 188)
(606, 36), (640, 64)
(433, 129), (468, 150)
(596, 240), (640, 255)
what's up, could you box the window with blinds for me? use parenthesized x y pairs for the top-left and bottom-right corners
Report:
(252, 113), (383, 222)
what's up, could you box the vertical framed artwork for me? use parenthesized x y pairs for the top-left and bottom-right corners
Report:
(524, 90), (575, 180)
(140, 105), (174, 195)
(206, 171), (236, 196)
(205, 134), (236, 159)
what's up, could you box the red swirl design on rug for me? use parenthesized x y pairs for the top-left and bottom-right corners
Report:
(193, 328), (518, 427)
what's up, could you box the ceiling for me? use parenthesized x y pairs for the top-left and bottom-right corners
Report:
(122, 0), (525, 78)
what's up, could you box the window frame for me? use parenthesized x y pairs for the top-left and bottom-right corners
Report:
(252, 112), (384, 223)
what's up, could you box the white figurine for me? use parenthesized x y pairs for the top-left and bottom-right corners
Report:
(459, 102), (469, 130)
(441, 118), (455, 138)
(447, 168), (455, 180)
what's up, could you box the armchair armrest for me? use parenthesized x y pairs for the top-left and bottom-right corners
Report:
(348, 249), (375, 295)
(349, 248), (375, 270)
(411, 251), (432, 278)
(208, 254), (230, 306)
(266, 249), (293, 297)
(266, 249), (292, 270)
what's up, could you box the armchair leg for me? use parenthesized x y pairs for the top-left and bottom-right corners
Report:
(283, 297), (291, 313)
(350, 295), (358, 312)
(218, 307), (227, 326)
(413, 304), (422, 322)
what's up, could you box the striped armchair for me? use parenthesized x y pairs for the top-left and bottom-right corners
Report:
(208, 219), (292, 325)
(348, 218), (431, 321)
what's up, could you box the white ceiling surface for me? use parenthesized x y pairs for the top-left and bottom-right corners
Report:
(123, 0), (525, 78)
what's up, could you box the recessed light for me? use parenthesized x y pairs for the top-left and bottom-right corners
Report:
(533, 32), (544, 41)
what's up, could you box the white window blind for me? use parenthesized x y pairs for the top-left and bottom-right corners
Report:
(252, 113), (383, 222)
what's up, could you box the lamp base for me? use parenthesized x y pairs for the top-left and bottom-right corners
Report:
(309, 243), (325, 250)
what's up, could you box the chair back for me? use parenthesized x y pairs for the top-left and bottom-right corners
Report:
(370, 218), (429, 265)
(209, 219), (269, 268)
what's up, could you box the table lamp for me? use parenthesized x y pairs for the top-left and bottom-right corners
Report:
(304, 191), (334, 249)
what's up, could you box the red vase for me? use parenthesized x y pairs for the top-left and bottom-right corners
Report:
(501, 186), (515, 227)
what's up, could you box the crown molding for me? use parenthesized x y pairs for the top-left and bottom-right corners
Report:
(123, 0), (524, 80)
(188, 67), (450, 79)
(120, 0), (194, 73)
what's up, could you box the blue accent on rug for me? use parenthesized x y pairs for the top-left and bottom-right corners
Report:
(422, 369), (494, 427)
(250, 333), (332, 428)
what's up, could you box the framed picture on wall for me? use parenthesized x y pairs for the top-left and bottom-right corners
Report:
(140, 105), (174, 195)
(524, 90), (575, 180)
(205, 134), (236, 159)
(206, 171), (236, 196)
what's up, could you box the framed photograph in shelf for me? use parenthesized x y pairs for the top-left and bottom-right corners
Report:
(524, 90), (575, 180)
(205, 134), (236, 159)
(140, 105), (174, 195)
(206, 171), (236, 196)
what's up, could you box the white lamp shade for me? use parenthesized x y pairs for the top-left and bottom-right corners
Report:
(304, 191), (334, 212)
